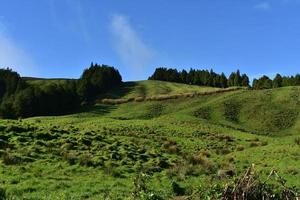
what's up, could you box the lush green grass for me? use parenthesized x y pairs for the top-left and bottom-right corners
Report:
(98, 80), (224, 99)
(0, 83), (300, 199)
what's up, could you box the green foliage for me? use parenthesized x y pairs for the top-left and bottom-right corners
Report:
(222, 167), (299, 200)
(77, 63), (122, 101)
(149, 67), (238, 88)
(0, 68), (26, 99)
(253, 75), (273, 89)
(228, 70), (249, 87)
(273, 74), (283, 88)
(0, 64), (122, 118)
(132, 172), (164, 200)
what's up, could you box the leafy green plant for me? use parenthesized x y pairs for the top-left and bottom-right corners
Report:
(132, 172), (164, 200)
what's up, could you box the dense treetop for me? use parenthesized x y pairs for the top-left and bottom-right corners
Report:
(149, 67), (249, 88)
(149, 67), (300, 89)
(0, 63), (122, 118)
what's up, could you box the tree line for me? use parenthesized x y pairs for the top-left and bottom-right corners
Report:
(149, 67), (249, 88)
(1, 64), (299, 119)
(149, 67), (300, 89)
(253, 74), (300, 89)
(0, 63), (122, 118)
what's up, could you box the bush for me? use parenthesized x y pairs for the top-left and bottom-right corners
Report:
(295, 137), (300, 146)
(221, 166), (299, 200)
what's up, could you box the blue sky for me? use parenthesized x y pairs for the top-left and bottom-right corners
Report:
(1, 0), (300, 81)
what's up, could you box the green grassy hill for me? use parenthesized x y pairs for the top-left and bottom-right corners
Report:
(99, 80), (224, 99)
(0, 81), (299, 199)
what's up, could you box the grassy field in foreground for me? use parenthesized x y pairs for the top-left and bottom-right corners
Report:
(0, 82), (300, 199)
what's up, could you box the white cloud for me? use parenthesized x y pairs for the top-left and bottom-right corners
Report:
(110, 14), (155, 77)
(0, 21), (37, 77)
(254, 2), (271, 10)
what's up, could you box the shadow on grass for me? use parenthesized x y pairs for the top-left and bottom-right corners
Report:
(76, 104), (117, 116)
(97, 81), (138, 99)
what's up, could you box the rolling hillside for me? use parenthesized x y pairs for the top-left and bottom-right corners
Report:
(98, 80), (224, 99)
(0, 81), (299, 199)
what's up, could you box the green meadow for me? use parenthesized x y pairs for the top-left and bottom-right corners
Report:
(0, 80), (299, 199)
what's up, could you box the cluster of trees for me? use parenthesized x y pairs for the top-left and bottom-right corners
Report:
(77, 63), (122, 101)
(0, 63), (122, 118)
(149, 67), (300, 90)
(253, 74), (300, 89)
(149, 67), (249, 88)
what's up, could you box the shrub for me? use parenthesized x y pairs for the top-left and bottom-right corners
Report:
(221, 166), (299, 200)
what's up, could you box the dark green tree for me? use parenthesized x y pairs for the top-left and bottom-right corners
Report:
(241, 74), (249, 87)
(273, 74), (283, 88)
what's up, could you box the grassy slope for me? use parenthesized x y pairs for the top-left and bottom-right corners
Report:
(0, 82), (300, 199)
(98, 80), (223, 99)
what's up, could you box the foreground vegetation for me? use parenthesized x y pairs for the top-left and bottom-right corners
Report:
(0, 82), (299, 199)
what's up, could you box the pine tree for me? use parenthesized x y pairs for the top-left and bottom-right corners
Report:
(241, 74), (249, 87)
(273, 74), (283, 88)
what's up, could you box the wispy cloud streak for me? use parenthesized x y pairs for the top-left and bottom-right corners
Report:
(254, 2), (271, 10)
(110, 14), (154, 77)
(0, 21), (37, 76)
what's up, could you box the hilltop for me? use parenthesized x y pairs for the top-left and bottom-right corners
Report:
(0, 80), (299, 199)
